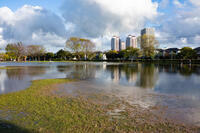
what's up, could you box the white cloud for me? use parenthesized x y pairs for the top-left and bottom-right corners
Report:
(157, 1), (200, 48)
(159, 0), (169, 8)
(173, 0), (184, 8)
(190, 0), (200, 6)
(0, 5), (67, 51)
(1, 0), (200, 51)
(61, 0), (158, 38)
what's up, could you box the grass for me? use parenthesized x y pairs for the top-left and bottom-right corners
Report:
(0, 66), (25, 70)
(0, 79), (115, 133)
(0, 79), (199, 133)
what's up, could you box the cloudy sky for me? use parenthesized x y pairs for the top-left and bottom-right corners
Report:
(0, 0), (199, 52)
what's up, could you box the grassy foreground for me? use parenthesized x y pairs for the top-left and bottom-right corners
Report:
(0, 79), (199, 133)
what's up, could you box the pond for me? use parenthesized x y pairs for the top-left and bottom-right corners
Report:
(0, 62), (200, 126)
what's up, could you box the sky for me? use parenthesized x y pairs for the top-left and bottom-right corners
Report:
(0, 0), (200, 52)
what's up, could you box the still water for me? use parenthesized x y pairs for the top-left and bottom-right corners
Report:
(0, 62), (200, 125)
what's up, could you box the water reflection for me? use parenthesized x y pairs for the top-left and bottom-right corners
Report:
(0, 70), (6, 93)
(5, 66), (47, 80)
(136, 64), (158, 89)
(1, 63), (200, 94)
(0, 62), (200, 125)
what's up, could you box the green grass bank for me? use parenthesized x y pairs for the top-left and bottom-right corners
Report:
(0, 79), (199, 133)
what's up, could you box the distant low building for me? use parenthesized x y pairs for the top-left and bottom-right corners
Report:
(102, 54), (107, 60)
(165, 48), (180, 55)
(194, 47), (200, 59)
(155, 48), (180, 59)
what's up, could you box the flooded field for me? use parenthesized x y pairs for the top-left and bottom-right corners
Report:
(0, 62), (200, 127)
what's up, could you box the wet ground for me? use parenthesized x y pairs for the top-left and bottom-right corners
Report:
(0, 62), (200, 127)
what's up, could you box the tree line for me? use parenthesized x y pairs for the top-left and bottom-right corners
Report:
(0, 36), (199, 61)
(105, 47), (199, 60)
(106, 35), (200, 60)
(0, 37), (97, 61)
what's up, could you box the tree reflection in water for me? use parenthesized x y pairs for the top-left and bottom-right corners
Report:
(136, 64), (158, 89)
(63, 64), (98, 80)
(6, 66), (47, 80)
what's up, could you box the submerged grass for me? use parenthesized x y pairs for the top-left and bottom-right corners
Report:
(0, 66), (24, 70)
(0, 79), (199, 133)
(0, 79), (115, 133)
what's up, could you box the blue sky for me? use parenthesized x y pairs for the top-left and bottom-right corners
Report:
(0, 0), (200, 52)
(0, 0), (60, 12)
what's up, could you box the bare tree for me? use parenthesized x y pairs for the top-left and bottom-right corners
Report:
(5, 42), (26, 61)
(27, 45), (46, 61)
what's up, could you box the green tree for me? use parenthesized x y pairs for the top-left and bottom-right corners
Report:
(80, 38), (95, 60)
(140, 35), (159, 58)
(0, 53), (9, 61)
(66, 37), (95, 60)
(180, 47), (197, 59)
(56, 49), (72, 60)
(45, 52), (54, 61)
(127, 47), (140, 59)
(105, 50), (119, 60)
(137, 64), (158, 89)
(5, 42), (26, 61)
(119, 47), (140, 60)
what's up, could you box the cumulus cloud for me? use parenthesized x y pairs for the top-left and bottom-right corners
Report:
(156, 0), (200, 48)
(159, 0), (169, 9)
(61, 0), (158, 38)
(190, 0), (200, 6)
(173, 0), (185, 8)
(0, 5), (67, 51)
(1, 0), (200, 51)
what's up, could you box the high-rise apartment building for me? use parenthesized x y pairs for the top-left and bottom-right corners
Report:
(120, 41), (126, 51)
(141, 28), (155, 36)
(111, 36), (121, 51)
(126, 35), (137, 48)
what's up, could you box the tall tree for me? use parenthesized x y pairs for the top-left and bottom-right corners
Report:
(105, 50), (119, 60)
(0, 53), (9, 61)
(119, 47), (140, 60)
(180, 47), (197, 59)
(66, 37), (95, 60)
(80, 38), (95, 60)
(140, 35), (159, 58)
(56, 49), (72, 60)
(45, 52), (54, 61)
(5, 42), (26, 61)
(27, 45), (46, 61)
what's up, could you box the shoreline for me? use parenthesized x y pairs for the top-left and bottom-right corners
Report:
(0, 78), (199, 132)
(1, 59), (200, 64)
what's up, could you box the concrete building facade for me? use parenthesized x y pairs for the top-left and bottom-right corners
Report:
(126, 35), (137, 48)
(120, 41), (126, 51)
(141, 28), (155, 36)
(111, 36), (121, 51)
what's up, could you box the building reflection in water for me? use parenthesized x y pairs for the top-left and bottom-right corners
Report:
(110, 66), (120, 82)
(0, 70), (7, 93)
(107, 63), (158, 89)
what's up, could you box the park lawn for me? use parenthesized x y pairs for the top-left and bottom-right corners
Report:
(0, 79), (198, 133)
